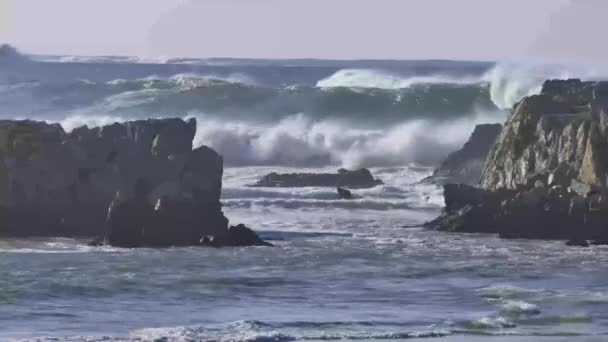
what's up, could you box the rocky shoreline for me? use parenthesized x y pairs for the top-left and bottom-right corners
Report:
(0, 118), (270, 247)
(426, 79), (608, 244)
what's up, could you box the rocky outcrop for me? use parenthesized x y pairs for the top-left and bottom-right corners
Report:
(480, 79), (605, 191)
(0, 118), (269, 247)
(427, 79), (608, 241)
(337, 187), (353, 199)
(429, 123), (502, 185)
(203, 224), (273, 247)
(427, 182), (608, 240)
(253, 168), (383, 188)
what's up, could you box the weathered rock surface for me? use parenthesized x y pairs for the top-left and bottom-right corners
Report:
(429, 123), (502, 185)
(0, 118), (269, 247)
(253, 168), (383, 188)
(427, 79), (608, 241)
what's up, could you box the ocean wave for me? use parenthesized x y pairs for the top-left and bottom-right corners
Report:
(499, 300), (541, 316)
(191, 111), (504, 167)
(468, 316), (516, 329)
(316, 68), (482, 89)
(128, 322), (453, 342)
(56, 110), (504, 168)
(478, 284), (545, 299)
(316, 64), (608, 110)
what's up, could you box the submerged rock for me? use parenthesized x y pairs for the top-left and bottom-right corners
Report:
(337, 187), (353, 199)
(204, 224), (273, 247)
(253, 168), (383, 188)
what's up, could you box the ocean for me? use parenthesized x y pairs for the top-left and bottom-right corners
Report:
(1, 48), (608, 341)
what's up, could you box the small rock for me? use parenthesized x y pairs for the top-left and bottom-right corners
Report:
(337, 187), (353, 199)
(566, 239), (589, 247)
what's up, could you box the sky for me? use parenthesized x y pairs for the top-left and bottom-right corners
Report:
(0, 0), (604, 63)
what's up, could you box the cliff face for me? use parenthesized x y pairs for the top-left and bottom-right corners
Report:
(428, 79), (608, 241)
(0, 118), (233, 246)
(432, 123), (502, 185)
(480, 79), (608, 192)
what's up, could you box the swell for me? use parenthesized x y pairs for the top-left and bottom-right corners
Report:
(2, 73), (498, 123)
(5, 61), (601, 167)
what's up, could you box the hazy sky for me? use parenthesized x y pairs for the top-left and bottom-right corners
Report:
(0, 0), (604, 62)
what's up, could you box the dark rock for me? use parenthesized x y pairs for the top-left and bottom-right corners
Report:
(253, 168), (383, 188)
(430, 123), (502, 185)
(87, 237), (105, 247)
(208, 224), (273, 247)
(566, 239), (589, 247)
(106, 190), (154, 248)
(0, 117), (267, 248)
(337, 187), (353, 199)
(429, 80), (608, 241)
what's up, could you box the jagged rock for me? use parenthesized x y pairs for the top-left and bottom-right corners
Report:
(253, 168), (383, 188)
(0, 118), (270, 248)
(337, 187), (353, 199)
(150, 118), (196, 158)
(205, 224), (273, 247)
(429, 80), (608, 241)
(429, 123), (502, 185)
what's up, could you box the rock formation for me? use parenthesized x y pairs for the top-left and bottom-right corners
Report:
(253, 168), (383, 188)
(429, 123), (502, 185)
(0, 118), (269, 247)
(337, 187), (353, 199)
(427, 79), (608, 242)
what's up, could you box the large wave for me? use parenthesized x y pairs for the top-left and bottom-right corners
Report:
(59, 109), (505, 168)
(7, 55), (607, 167)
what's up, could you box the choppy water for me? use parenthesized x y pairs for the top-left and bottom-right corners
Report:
(2, 48), (608, 341)
(2, 166), (608, 341)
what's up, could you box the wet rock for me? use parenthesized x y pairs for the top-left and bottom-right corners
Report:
(207, 224), (273, 247)
(253, 168), (383, 188)
(566, 239), (589, 247)
(337, 187), (353, 199)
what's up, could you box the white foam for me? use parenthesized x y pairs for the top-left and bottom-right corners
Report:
(188, 111), (504, 168)
(316, 68), (481, 89)
(499, 300), (541, 315)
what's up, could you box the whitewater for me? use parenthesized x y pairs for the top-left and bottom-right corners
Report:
(2, 47), (608, 341)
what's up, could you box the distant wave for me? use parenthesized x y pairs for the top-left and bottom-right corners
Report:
(316, 68), (482, 89)
(17, 72), (496, 125)
(7, 56), (608, 168)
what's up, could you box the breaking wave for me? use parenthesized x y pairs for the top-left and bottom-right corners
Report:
(7, 55), (607, 168)
(58, 110), (504, 168)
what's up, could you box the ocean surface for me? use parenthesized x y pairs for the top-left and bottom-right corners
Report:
(1, 46), (608, 341)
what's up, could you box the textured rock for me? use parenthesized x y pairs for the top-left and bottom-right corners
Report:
(430, 123), (502, 185)
(0, 118), (269, 247)
(253, 168), (383, 188)
(337, 187), (353, 199)
(429, 79), (608, 241)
